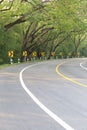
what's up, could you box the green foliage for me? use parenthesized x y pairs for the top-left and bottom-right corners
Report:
(0, 0), (87, 63)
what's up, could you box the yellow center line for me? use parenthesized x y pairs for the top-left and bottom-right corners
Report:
(56, 62), (87, 88)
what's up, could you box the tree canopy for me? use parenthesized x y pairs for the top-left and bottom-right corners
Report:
(0, 0), (87, 63)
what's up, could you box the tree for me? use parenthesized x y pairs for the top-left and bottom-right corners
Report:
(0, 0), (87, 63)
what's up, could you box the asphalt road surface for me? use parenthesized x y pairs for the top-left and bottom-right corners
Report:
(0, 58), (87, 130)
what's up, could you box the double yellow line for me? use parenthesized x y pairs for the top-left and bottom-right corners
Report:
(56, 62), (87, 88)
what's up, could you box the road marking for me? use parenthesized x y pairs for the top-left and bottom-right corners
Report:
(80, 62), (87, 71)
(19, 63), (74, 130)
(56, 62), (87, 88)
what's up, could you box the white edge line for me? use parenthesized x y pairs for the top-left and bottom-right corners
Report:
(80, 62), (87, 71)
(19, 63), (74, 130)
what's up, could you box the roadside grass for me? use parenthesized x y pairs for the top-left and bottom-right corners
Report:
(0, 64), (12, 69)
(0, 59), (45, 70)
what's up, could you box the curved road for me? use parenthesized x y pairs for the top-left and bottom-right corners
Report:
(0, 58), (87, 130)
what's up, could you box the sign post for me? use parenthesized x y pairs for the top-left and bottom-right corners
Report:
(18, 58), (20, 63)
(8, 51), (14, 64)
(32, 51), (37, 61)
(40, 52), (45, 60)
(51, 52), (55, 59)
(59, 52), (63, 59)
(23, 51), (27, 62)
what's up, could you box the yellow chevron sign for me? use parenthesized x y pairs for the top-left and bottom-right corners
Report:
(32, 51), (37, 57)
(23, 51), (27, 57)
(40, 52), (45, 57)
(8, 51), (14, 58)
(51, 52), (55, 56)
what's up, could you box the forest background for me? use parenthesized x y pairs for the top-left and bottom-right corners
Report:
(0, 0), (87, 64)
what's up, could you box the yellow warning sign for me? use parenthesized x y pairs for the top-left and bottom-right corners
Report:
(8, 51), (14, 58)
(51, 52), (55, 57)
(23, 51), (27, 57)
(32, 51), (37, 57)
(40, 52), (45, 57)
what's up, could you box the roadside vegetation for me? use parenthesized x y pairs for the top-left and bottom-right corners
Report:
(0, 0), (87, 64)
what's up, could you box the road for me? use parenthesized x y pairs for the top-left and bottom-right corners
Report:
(0, 58), (87, 130)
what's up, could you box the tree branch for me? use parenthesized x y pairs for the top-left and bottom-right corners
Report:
(0, 1), (14, 12)
(53, 34), (69, 52)
(4, 15), (26, 31)
(0, 0), (4, 4)
(22, 22), (33, 50)
(21, 0), (35, 6)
